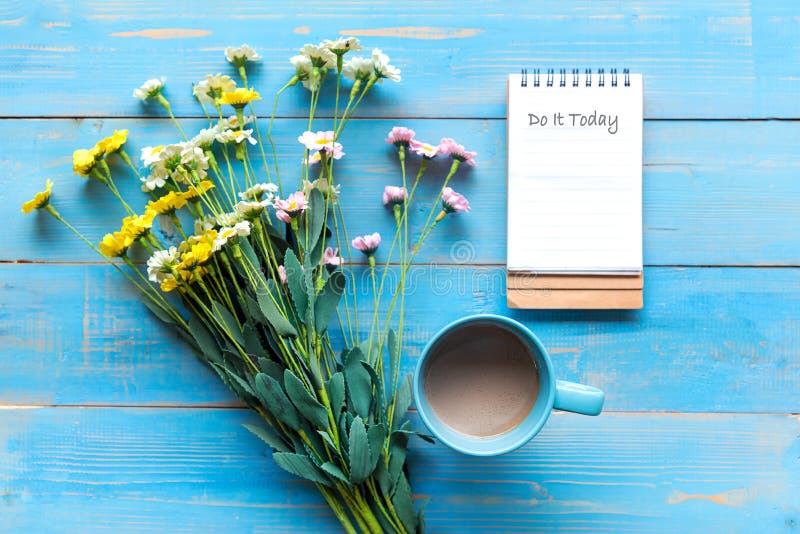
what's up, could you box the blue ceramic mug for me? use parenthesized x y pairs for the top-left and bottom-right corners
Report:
(413, 314), (604, 456)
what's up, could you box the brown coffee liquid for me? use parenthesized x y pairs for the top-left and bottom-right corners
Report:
(423, 324), (539, 438)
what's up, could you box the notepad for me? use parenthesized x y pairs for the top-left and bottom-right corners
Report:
(506, 69), (644, 308)
(507, 70), (643, 274)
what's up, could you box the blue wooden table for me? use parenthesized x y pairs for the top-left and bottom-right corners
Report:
(2, 2), (799, 532)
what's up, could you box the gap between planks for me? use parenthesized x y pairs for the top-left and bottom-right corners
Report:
(0, 404), (797, 416)
(3, 261), (800, 268)
(2, 116), (800, 122)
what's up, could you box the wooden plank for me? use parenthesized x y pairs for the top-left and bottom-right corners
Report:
(0, 407), (797, 532)
(2, 264), (799, 412)
(1, 2), (799, 119)
(5, 118), (800, 265)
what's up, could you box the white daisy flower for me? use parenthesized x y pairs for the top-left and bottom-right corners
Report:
(133, 77), (166, 100)
(239, 182), (279, 202)
(305, 178), (341, 203)
(193, 73), (237, 104)
(215, 211), (239, 227)
(140, 145), (165, 167)
(140, 171), (167, 192)
(343, 56), (373, 81)
(213, 221), (252, 252)
(321, 37), (362, 56)
(216, 114), (254, 131)
(194, 215), (217, 235)
(147, 246), (179, 283)
(191, 127), (217, 149)
(179, 145), (210, 180)
(300, 43), (336, 69)
(215, 128), (257, 145)
(232, 221), (252, 236)
(225, 44), (260, 66)
(372, 49), (401, 82)
(234, 200), (267, 220)
(290, 55), (318, 90)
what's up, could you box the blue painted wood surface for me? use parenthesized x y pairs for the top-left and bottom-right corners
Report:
(2, 1), (799, 532)
(4, 119), (800, 265)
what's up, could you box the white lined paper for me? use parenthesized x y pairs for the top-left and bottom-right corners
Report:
(506, 72), (643, 274)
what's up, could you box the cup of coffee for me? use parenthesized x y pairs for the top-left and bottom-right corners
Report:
(413, 314), (604, 456)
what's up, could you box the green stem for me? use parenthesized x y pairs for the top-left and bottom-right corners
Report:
(156, 94), (187, 140)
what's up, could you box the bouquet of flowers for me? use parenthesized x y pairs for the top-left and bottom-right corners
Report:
(22, 40), (475, 533)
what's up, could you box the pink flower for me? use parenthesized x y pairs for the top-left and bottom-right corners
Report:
(385, 126), (415, 147)
(409, 139), (440, 158)
(274, 191), (308, 222)
(441, 187), (471, 213)
(298, 130), (345, 160)
(278, 265), (288, 285)
(323, 247), (341, 267)
(438, 137), (477, 166)
(382, 185), (407, 207)
(352, 232), (381, 255)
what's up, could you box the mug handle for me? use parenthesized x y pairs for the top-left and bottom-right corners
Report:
(554, 380), (605, 416)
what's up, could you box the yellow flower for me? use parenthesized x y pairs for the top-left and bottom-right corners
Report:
(73, 147), (102, 176)
(121, 209), (157, 239)
(21, 179), (53, 214)
(219, 88), (261, 108)
(147, 191), (188, 215)
(95, 129), (129, 156)
(99, 231), (135, 257)
(181, 180), (215, 201)
(160, 278), (180, 292)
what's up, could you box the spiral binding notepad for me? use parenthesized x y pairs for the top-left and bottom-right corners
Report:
(506, 68), (644, 309)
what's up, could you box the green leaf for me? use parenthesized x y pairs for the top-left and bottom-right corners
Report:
(210, 300), (244, 347)
(392, 374), (414, 430)
(367, 423), (386, 470)
(272, 452), (331, 486)
(187, 315), (223, 364)
(306, 188), (326, 253)
(256, 288), (298, 337)
(317, 430), (337, 452)
(375, 459), (391, 496)
(141, 297), (176, 325)
(242, 321), (266, 357)
(338, 412), (351, 456)
(391, 472), (418, 533)
(320, 462), (350, 485)
(238, 237), (262, 271)
(211, 362), (256, 402)
(254, 373), (301, 430)
(284, 370), (330, 429)
(327, 373), (346, 420)
(387, 328), (401, 387)
(284, 249), (307, 321)
(343, 348), (372, 419)
(242, 293), (267, 324)
(237, 239), (268, 287)
(360, 360), (385, 420)
(314, 271), (345, 334)
(258, 358), (284, 382)
(388, 431), (409, 493)
(393, 429), (436, 444)
(417, 498), (430, 534)
(243, 423), (290, 453)
(348, 416), (372, 484)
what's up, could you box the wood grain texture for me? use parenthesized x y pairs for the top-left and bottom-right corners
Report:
(1, 2), (799, 119)
(3, 264), (799, 412)
(5, 118), (800, 265)
(1, 407), (798, 533)
(3, 1), (800, 531)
